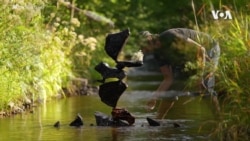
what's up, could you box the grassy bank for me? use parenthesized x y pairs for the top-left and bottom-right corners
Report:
(0, 0), (71, 112)
(213, 15), (250, 141)
(0, 0), (110, 114)
(192, 2), (250, 140)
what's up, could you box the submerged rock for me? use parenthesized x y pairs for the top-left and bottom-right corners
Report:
(54, 121), (60, 128)
(69, 114), (84, 127)
(146, 117), (160, 126)
(94, 111), (112, 126)
(173, 122), (180, 128)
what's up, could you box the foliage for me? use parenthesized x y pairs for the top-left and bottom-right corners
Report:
(190, 1), (250, 140)
(214, 15), (250, 141)
(0, 0), (122, 110)
(0, 0), (75, 109)
(43, 0), (117, 80)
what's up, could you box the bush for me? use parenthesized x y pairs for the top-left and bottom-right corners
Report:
(0, 0), (74, 110)
(193, 1), (250, 139)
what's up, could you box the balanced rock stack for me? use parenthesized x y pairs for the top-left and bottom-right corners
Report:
(94, 29), (143, 126)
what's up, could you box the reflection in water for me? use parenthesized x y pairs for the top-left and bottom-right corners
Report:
(0, 95), (217, 141)
(0, 75), (219, 141)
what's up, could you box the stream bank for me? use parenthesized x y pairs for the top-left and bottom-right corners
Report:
(0, 77), (98, 118)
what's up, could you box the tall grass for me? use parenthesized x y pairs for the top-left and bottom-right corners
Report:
(214, 14), (250, 141)
(192, 1), (250, 140)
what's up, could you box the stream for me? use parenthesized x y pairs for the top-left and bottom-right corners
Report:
(0, 71), (219, 141)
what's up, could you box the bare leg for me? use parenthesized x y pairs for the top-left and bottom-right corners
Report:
(156, 100), (175, 119)
(212, 94), (220, 113)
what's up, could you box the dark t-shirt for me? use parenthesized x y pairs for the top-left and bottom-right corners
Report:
(152, 28), (220, 94)
(154, 28), (216, 67)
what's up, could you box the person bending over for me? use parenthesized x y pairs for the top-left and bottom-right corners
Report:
(140, 28), (220, 119)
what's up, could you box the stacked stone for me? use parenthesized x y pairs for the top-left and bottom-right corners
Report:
(94, 29), (143, 126)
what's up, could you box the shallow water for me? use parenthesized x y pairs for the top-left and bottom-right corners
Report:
(0, 72), (219, 141)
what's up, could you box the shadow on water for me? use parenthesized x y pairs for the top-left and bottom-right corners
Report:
(0, 71), (219, 141)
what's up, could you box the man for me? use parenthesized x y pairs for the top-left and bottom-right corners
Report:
(140, 28), (220, 119)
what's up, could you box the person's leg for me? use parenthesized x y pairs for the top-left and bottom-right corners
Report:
(156, 100), (175, 119)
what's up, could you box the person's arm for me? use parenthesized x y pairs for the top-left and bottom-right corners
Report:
(158, 65), (174, 88)
(186, 37), (209, 89)
(147, 65), (173, 110)
(186, 38), (206, 67)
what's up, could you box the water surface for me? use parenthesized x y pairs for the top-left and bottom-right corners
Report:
(0, 72), (219, 141)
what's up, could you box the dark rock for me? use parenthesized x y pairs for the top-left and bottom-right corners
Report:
(111, 108), (135, 125)
(173, 122), (180, 128)
(94, 111), (129, 126)
(99, 81), (127, 107)
(112, 119), (129, 126)
(94, 29), (143, 128)
(54, 121), (60, 128)
(95, 62), (126, 83)
(116, 61), (143, 70)
(146, 117), (160, 126)
(69, 114), (84, 127)
(94, 111), (112, 126)
(104, 29), (130, 62)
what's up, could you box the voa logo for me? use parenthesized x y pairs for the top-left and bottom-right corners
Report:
(211, 10), (232, 20)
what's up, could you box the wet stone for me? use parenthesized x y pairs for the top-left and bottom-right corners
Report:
(111, 108), (135, 125)
(69, 114), (84, 127)
(54, 121), (60, 128)
(173, 122), (181, 128)
(94, 29), (143, 127)
(146, 117), (160, 126)
(94, 111), (129, 127)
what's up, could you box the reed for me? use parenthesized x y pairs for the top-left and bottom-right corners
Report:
(192, 0), (250, 140)
(215, 15), (250, 141)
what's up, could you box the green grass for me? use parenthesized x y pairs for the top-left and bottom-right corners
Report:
(192, 1), (250, 140)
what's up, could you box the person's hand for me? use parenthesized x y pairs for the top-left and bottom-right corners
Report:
(146, 98), (157, 111)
